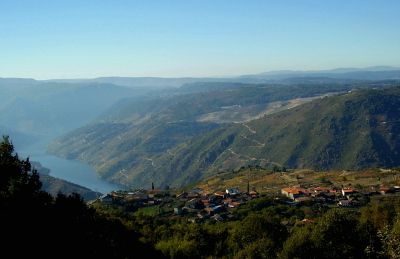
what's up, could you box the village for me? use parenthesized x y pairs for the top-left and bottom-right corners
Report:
(94, 183), (400, 224)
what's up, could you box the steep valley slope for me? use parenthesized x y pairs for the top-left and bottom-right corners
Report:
(48, 83), (400, 190)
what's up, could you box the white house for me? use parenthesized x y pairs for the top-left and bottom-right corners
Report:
(226, 188), (239, 196)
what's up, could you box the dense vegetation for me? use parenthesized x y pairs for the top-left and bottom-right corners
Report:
(0, 136), (164, 258)
(3, 136), (400, 258)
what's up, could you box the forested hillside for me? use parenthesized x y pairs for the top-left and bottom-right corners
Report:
(47, 81), (400, 189)
(3, 135), (400, 259)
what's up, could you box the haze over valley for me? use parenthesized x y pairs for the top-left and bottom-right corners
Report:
(2, 1), (400, 196)
(5, 2), (400, 258)
(1, 67), (400, 195)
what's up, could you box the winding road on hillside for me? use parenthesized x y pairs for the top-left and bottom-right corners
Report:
(221, 123), (285, 168)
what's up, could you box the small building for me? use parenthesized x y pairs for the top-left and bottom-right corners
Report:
(339, 200), (353, 207)
(203, 207), (215, 216)
(328, 189), (341, 196)
(133, 194), (149, 201)
(228, 202), (241, 208)
(214, 191), (226, 198)
(249, 191), (259, 198)
(186, 198), (204, 209)
(379, 187), (390, 194)
(342, 187), (357, 197)
(200, 191), (212, 198)
(281, 187), (311, 200)
(222, 198), (233, 205)
(226, 188), (239, 196)
(174, 207), (183, 215)
(313, 187), (330, 193)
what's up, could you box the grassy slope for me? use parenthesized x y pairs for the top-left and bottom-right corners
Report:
(190, 166), (400, 196)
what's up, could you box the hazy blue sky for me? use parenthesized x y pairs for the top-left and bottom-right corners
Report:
(1, 0), (399, 80)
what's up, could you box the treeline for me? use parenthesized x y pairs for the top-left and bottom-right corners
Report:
(2, 135), (400, 258)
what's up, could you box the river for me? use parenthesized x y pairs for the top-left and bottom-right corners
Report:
(15, 137), (128, 194)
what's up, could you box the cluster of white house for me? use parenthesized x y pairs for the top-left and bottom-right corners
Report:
(281, 185), (395, 206)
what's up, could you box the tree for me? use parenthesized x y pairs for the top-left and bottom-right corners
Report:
(0, 136), (56, 256)
(375, 212), (400, 258)
(228, 213), (288, 257)
(155, 223), (227, 259)
(0, 135), (43, 201)
(311, 209), (371, 258)
(0, 134), (50, 221)
(361, 203), (397, 230)
(0, 136), (165, 258)
(279, 226), (315, 259)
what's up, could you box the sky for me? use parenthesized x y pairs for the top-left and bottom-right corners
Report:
(1, 0), (400, 80)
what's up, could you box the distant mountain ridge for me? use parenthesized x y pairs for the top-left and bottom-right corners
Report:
(43, 67), (400, 86)
(3, 66), (399, 88)
(256, 66), (400, 75)
(242, 66), (400, 81)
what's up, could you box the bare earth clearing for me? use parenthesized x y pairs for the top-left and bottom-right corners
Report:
(196, 93), (337, 124)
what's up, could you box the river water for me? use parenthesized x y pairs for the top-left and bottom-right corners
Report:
(15, 137), (128, 194)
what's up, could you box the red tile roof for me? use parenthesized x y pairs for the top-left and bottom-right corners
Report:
(282, 187), (310, 195)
